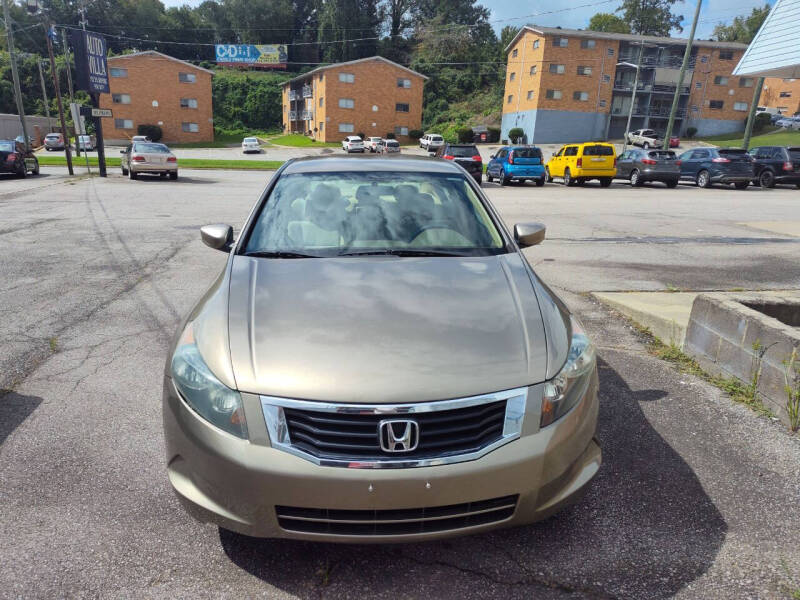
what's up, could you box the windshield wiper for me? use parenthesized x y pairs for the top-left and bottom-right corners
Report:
(336, 249), (466, 257)
(244, 250), (320, 259)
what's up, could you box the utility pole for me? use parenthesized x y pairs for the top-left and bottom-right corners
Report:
(37, 59), (53, 132)
(3, 0), (32, 150)
(742, 77), (765, 150)
(62, 28), (74, 103)
(663, 0), (702, 150)
(621, 41), (645, 153)
(45, 25), (74, 175)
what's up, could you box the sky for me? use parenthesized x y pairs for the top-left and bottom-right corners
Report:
(158, 0), (769, 41)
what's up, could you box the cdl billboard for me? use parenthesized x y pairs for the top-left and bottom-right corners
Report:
(215, 44), (288, 69)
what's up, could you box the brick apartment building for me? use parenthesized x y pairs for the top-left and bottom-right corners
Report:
(99, 51), (214, 144)
(281, 56), (426, 143)
(761, 77), (800, 115)
(501, 26), (753, 143)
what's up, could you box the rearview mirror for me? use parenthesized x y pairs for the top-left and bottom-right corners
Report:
(201, 224), (234, 252)
(514, 223), (546, 248)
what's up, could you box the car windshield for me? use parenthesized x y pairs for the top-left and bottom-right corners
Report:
(448, 146), (479, 157)
(648, 150), (676, 160)
(46, 134), (60, 139)
(512, 148), (543, 159)
(431, 136), (443, 141)
(386, 141), (399, 147)
(243, 171), (505, 257)
(583, 145), (614, 156)
(244, 138), (257, 143)
(0, 141), (14, 152)
(134, 143), (169, 153)
(369, 137), (382, 142)
(789, 147), (800, 161)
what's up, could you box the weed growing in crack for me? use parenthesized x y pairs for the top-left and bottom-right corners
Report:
(783, 350), (800, 433)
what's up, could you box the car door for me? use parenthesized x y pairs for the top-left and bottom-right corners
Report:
(563, 146), (580, 175)
(492, 149), (507, 177)
(547, 147), (563, 176)
(616, 150), (633, 178)
(679, 149), (699, 178)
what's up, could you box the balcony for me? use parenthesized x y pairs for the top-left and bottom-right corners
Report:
(651, 83), (691, 95)
(288, 111), (298, 121)
(302, 110), (313, 120)
(613, 80), (653, 92)
(288, 90), (298, 101)
(617, 54), (696, 70)
(302, 85), (313, 99)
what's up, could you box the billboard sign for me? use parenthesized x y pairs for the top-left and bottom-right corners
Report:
(71, 30), (109, 94)
(215, 44), (288, 69)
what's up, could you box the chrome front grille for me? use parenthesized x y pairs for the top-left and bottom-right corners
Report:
(260, 387), (528, 468)
(276, 495), (518, 536)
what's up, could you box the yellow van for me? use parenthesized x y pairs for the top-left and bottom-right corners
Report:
(545, 142), (617, 187)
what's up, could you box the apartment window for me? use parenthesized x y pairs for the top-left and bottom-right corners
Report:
(110, 67), (127, 78)
(577, 65), (592, 76)
(549, 64), (565, 74)
(700, 55), (708, 63)
(178, 72), (196, 83)
(507, 94), (513, 104)
(602, 74), (611, 83)
(696, 82), (702, 89)
(733, 101), (748, 111)
(533, 40), (540, 49)
(181, 122), (199, 132)
(180, 98), (198, 108)
(780, 91), (792, 97)
(509, 72), (516, 81)
(545, 89), (562, 99)
(553, 37), (568, 47)
(339, 72), (355, 83)
(719, 50), (734, 60)
(691, 105), (699, 112)
(397, 78), (411, 88)
(739, 77), (754, 87)
(319, 122), (323, 131)
(573, 91), (589, 101)
(581, 39), (596, 49)
(319, 97), (324, 107)
(395, 103), (410, 112)
(709, 100), (724, 109)
(527, 90), (534, 100)
(607, 48), (615, 56)
(338, 98), (355, 109)
(529, 65), (537, 75)
(512, 49), (518, 58)
(394, 126), (409, 136)
(599, 99), (607, 107)
(338, 123), (354, 132)
(114, 118), (133, 129)
(319, 74), (324, 82)
(714, 76), (729, 85)
(112, 93), (131, 104)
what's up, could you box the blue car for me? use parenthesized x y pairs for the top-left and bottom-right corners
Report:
(486, 146), (546, 186)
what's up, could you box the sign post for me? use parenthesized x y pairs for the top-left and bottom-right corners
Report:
(71, 29), (109, 176)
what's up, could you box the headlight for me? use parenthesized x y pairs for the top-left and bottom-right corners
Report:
(541, 316), (596, 427)
(170, 323), (248, 439)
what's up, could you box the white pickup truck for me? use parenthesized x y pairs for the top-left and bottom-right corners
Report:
(626, 129), (661, 148)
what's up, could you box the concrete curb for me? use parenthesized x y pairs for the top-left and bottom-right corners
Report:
(591, 292), (697, 347)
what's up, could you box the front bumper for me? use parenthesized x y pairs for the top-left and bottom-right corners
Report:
(163, 373), (601, 542)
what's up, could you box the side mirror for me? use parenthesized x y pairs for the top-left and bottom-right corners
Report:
(489, 154), (495, 159)
(201, 224), (234, 252)
(514, 223), (546, 248)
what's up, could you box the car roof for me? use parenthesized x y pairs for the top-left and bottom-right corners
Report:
(282, 155), (465, 175)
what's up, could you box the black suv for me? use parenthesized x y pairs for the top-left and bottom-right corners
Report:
(748, 146), (800, 188)
(435, 143), (483, 183)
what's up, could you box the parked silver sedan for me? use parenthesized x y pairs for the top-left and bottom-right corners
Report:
(120, 142), (178, 180)
(163, 155), (600, 542)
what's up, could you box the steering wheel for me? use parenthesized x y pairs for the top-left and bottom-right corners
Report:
(407, 220), (462, 243)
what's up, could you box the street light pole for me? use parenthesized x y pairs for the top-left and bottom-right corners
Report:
(45, 25), (74, 175)
(742, 77), (765, 150)
(621, 42), (645, 153)
(3, 0), (32, 150)
(663, 0), (702, 150)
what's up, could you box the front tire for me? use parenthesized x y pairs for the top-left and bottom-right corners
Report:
(17, 165), (27, 179)
(759, 170), (775, 188)
(564, 168), (575, 187)
(630, 169), (643, 187)
(545, 167), (553, 183)
(486, 172), (493, 182)
(696, 170), (711, 188)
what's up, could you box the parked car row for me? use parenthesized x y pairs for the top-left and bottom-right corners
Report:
(775, 116), (800, 130)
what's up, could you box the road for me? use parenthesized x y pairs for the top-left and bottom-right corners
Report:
(1, 168), (799, 598)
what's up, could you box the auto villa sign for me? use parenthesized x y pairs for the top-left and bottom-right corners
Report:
(215, 44), (288, 69)
(71, 30), (109, 94)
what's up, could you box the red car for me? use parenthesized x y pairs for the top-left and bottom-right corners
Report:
(668, 135), (680, 148)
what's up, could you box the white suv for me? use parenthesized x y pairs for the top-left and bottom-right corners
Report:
(627, 129), (661, 148)
(420, 133), (444, 151)
(342, 136), (365, 153)
(365, 136), (383, 152)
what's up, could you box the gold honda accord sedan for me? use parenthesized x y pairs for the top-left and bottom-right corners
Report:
(163, 155), (601, 542)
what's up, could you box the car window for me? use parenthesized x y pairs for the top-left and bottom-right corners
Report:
(386, 141), (399, 147)
(718, 148), (748, 157)
(513, 147), (543, 159)
(244, 171), (505, 256)
(447, 145), (479, 157)
(243, 137), (257, 143)
(582, 145), (614, 156)
(496, 149), (507, 158)
(564, 147), (579, 157)
(691, 150), (709, 159)
(648, 150), (675, 160)
(0, 141), (15, 152)
(134, 143), (170, 153)
(431, 136), (443, 141)
(554, 148), (564, 157)
(788, 148), (800, 162)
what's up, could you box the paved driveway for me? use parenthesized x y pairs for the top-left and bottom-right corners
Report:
(1, 170), (798, 598)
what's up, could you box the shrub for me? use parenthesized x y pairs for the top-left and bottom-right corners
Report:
(508, 127), (525, 143)
(137, 124), (162, 142)
(385, 132), (396, 139)
(487, 127), (501, 143)
(456, 127), (474, 143)
(408, 129), (423, 140)
(686, 127), (698, 139)
(753, 112), (772, 133)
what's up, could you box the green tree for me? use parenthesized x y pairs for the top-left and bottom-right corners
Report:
(617, 0), (683, 36)
(588, 12), (632, 33)
(712, 4), (771, 43)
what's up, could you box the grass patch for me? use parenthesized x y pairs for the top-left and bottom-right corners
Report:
(698, 128), (800, 148)
(267, 134), (340, 148)
(629, 321), (776, 419)
(170, 128), (279, 148)
(37, 155), (284, 170)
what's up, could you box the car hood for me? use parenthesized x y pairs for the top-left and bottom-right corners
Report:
(224, 253), (550, 403)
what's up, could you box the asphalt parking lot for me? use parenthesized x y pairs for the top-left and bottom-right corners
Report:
(1, 168), (799, 598)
